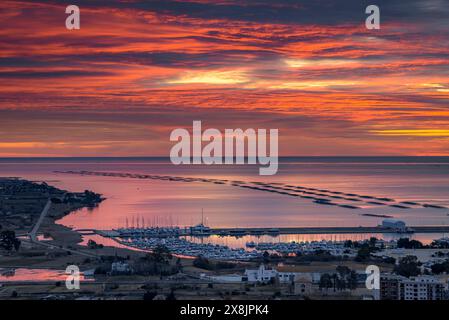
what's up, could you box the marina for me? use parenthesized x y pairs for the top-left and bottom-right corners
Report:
(118, 237), (261, 260)
(86, 224), (449, 239)
(76, 221), (449, 260)
(96, 228), (449, 261)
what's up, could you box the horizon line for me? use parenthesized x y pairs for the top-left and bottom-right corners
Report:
(0, 156), (448, 159)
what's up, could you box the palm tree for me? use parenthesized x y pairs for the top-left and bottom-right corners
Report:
(332, 273), (338, 292)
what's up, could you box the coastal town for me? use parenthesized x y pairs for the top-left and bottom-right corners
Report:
(1, 177), (449, 300)
(1, 2), (449, 318)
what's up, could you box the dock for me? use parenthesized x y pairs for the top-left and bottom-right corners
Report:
(80, 225), (449, 238)
(210, 226), (449, 235)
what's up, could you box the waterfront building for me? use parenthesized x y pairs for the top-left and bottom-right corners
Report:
(381, 219), (408, 232)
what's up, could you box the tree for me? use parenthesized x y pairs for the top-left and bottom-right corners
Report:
(152, 245), (172, 263)
(336, 265), (351, 277)
(336, 277), (346, 291)
(348, 270), (358, 290)
(344, 240), (354, 248)
(143, 291), (158, 300)
(87, 239), (103, 249)
(394, 255), (421, 277)
(193, 255), (213, 270)
(0, 230), (21, 252)
(430, 260), (449, 274)
(335, 266), (358, 291)
(355, 245), (371, 262)
(166, 289), (176, 300)
(176, 257), (183, 271)
(397, 238), (424, 249)
(262, 251), (270, 263)
(319, 273), (333, 291)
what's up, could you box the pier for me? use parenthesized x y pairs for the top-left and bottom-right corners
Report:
(80, 225), (449, 238)
(210, 226), (449, 235)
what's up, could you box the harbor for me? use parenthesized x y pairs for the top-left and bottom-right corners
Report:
(82, 223), (449, 261)
(86, 225), (449, 238)
(72, 218), (449, 261)
(117, 237), (261, 260)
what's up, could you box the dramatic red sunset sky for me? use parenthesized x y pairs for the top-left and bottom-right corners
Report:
(0, 0), (448, 157)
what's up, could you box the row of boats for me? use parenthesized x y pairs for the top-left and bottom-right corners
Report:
(114, 232), (448, 261)
(246, 238), (398, 255)
(120, 237), (261, 260)
(120, 237), (401, 260)
(117, 226), (184, 237)
(115, 226), (281, 238)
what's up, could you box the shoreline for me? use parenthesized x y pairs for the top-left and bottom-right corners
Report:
(0, 177), (145, 270)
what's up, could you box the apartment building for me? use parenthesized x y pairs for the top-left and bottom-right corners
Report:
(380, 274), (445, 300)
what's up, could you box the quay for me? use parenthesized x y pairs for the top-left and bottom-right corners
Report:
(210, 226), (449, 235)
(79, 225), (449, 238)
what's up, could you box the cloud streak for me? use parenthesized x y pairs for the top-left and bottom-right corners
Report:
(0, 0), (448, 156)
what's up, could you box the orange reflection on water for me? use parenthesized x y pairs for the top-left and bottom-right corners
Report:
(0, 268), (89, 282)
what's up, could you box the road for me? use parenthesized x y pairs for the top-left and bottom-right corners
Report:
(25, 198), (98, 258)
(28, 199), (52, 242)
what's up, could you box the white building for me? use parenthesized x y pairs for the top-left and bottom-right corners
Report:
(243, 264), (299, 283)
(110, 261), (132, 275)
(382, 219), (407, 232)
(205, 266), (322, 285)
(400, 276), (444, 300)
(82, 269), (95, 279)
(205, 274), (243, 283)
(244, 264), (278, 283)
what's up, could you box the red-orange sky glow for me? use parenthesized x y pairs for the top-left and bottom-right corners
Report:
(0, 0), (448, 157)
